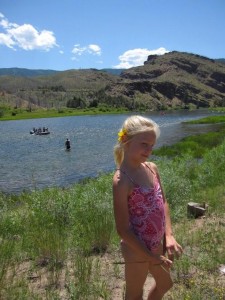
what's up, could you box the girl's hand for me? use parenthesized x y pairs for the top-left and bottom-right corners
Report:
(159, 255), (173, 268)
(166, 235), (183, 261)
(151, 254), (173, 268)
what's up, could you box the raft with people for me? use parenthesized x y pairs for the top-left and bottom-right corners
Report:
(30, 127), (50, 135)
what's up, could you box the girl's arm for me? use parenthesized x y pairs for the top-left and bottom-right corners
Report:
(150, 163), (183, 260)
(113, 171), (172, 266)
(164, 201), (183, 259)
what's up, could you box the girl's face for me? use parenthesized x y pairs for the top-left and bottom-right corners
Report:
(125, 131), (156, 163)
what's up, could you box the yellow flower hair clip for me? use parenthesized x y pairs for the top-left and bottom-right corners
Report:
(118, 129), (127, 142)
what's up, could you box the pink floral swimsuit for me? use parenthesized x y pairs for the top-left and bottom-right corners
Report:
(120, 164), (165, 251)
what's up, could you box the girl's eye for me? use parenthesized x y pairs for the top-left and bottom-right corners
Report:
(142, 143), (154, 149)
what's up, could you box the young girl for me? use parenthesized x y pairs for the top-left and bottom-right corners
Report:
(113, 115), (183, 300)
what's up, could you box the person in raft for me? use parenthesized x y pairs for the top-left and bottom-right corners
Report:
(113, 115), (183, 300)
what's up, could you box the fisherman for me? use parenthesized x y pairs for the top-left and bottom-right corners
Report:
(65, 138), (71, 150)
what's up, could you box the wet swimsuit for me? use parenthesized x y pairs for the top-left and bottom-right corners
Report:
(120, 163), (165, 251)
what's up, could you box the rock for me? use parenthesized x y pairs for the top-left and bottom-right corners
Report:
(187, 202), (208, 218)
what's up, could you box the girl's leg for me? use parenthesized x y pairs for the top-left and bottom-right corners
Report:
(121, 243), (149, 300)
(147, 245), (173, 300)
(147, 264), (173, 300)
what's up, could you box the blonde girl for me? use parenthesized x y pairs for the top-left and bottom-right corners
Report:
(113, 115), (182, 300)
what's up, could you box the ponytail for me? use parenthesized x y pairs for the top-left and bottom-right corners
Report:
(114, 144), (124, 168)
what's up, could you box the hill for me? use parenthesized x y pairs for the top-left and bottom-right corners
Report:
(0, 67), (60, 77)
(0, 51), (225, 111)
(0, 67), (124, 77)
(215, 58), (225, 64)
(101, 68), (124, 75)
(0, 69), (119, 109)
(106, 51), (225, 110)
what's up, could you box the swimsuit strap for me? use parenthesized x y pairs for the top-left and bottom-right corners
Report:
(116, 168), (136, 185)
(143, 162), (156, 176)
(117, 163), (155, 186)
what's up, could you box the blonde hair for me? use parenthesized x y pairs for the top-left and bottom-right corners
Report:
(114, 115), (160, 167)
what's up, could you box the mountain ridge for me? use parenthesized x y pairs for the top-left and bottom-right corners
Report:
(0, 56), (223, 78)
(0, 51), (225, 111)
(0, 67), (125, 77)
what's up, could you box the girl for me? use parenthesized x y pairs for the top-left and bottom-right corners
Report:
(113, 115), (182, 300)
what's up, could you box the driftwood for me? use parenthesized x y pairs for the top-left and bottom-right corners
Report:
(187, 202), (208, 218)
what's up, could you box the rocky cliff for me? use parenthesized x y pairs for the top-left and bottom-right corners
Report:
(106, 51), (225, 110)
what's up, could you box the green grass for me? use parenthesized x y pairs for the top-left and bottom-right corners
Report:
(0, 173), (117, 299)
(0, 115), (225, 299)
(186, 114), (225, 124)
(0, 105), (129, 121)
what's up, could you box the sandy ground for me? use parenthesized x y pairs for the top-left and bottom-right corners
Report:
(2, 217), (225, 299)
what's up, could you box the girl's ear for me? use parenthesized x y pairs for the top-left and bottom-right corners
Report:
(121, 136), (125, 143)
(121, 135), (128, 144)
(122, 137), (131, 151)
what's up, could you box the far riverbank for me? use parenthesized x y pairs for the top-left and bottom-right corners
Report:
(1, 106), (129, 121)
(1, 106), (225, 122)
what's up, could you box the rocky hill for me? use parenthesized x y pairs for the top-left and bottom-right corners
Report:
(0, 51), (225, 111)
(105, 51), (225, 110)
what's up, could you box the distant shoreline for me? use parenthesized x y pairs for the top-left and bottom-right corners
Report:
(0, 107), (130, 121)
(1, 106), (224, 122)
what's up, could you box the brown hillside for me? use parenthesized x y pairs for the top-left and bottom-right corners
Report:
(0, 69), (118, 109)
(0, 51), (225, 110)
(107, 51), (225, 110)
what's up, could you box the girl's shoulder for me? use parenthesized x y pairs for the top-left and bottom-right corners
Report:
(145, 162), (160, 180)
(145, 161), (158, 173)
(145, 162), (161, 184)
(113, 169), (132, 191)
(113, 169), (128, 185)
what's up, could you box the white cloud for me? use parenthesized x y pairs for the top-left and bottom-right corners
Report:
(0, 12), (57, 51)
(72, 44), (86, 56)
(0, 32), (15, 48)
(88, 44), (101, 55)
(71, 43), (102, 60)
(113, 47), (169, 69)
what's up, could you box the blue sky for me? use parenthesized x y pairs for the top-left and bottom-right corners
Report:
(0, 0), (224, 70)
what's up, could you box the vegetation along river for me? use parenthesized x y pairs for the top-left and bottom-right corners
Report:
(0, 109), (222, 194)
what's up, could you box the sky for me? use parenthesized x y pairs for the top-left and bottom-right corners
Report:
(0, 0), (224, 71)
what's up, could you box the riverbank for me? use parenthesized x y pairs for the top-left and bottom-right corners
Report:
(0, 106), (130, 121)
(153, 115), (225, 158)
(1, 105), (224, 121)
(0, 116), (225, 299)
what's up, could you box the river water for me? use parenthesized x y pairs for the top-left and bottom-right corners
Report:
(0, 110), (222, 194)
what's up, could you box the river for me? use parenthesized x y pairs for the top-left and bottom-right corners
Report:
(0, 110), (222, 194)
